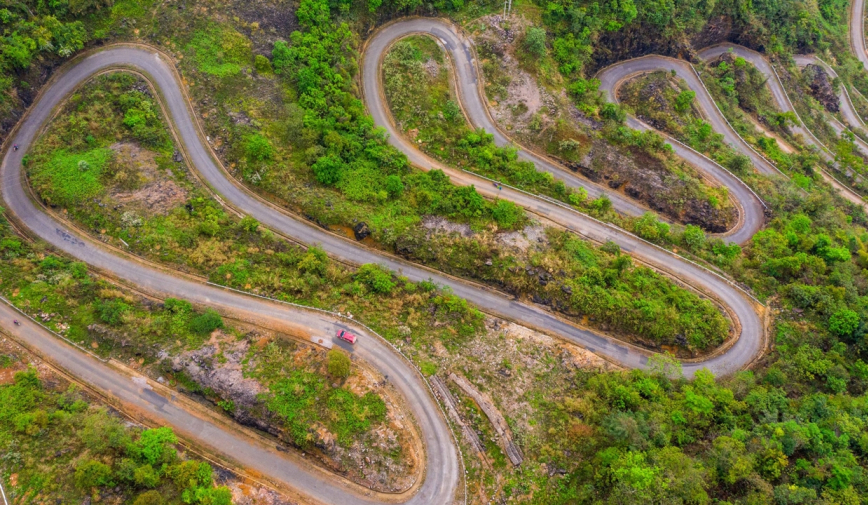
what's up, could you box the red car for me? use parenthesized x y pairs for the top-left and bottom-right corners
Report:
(336, 329), (357, 345)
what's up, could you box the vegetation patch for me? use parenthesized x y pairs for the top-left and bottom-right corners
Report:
(0, 353), (232, 504)
(28, 148), (112, 207)
(186, 24), (252, 78)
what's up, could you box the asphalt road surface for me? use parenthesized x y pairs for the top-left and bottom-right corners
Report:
(1, 21), (796, 504)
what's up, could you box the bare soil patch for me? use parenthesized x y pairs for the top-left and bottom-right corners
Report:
(110, 142), (188, 215)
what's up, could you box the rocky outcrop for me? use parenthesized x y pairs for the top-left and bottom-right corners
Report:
(571, 139), (736, 232)
(803, 64), (839, 113)
(353, 221), (371, 240)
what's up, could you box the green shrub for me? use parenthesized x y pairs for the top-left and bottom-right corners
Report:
(133, 464), (160, 488)
(75, 459), (113, 490)
(131, 426), (178, 466)
(492, 199), (522, 229)
(189, 309), (223, 335)
(682, 225), (706, 252)
(355, 264), (396, 294)
(674, 90), (696, 113)
(239, 215), (260, 232)
(186, 25), (252, 77)
(132, 490), (165, 505)
(244, 134), (274, 163)
(524, 26), (547, 57)
(311, 155), (344, 185)
(327, 349), (351, 379)
(29, 148), (112, 206)
(829, 309), (859, 339)
(254, 54), (272, 74)
(96, 299), (131, 326)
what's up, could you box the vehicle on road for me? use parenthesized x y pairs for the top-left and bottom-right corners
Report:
(336, 329), (357, 345)
(13, 319), (20, 326)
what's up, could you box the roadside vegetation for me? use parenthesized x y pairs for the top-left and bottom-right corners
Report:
(696, 53), (822, 189)
(0, 201), (410, 489)
(23, 71), (731, 353)
(467, 16), (738, 234)
(0, 354), (232, 504)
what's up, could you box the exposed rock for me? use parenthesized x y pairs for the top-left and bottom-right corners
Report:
(572, 139), (735, 232)
(803, 64), (839, 113)
(353, 221), (371, 240)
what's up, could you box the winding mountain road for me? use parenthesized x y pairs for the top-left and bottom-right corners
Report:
(1, 47), (459, 505)
(696, 45), (868, 205)
(0, 18), (812, 504)
(360, 20), (764, 378)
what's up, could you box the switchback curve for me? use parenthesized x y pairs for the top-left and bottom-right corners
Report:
(360, 19), (765, 376)
(1, 46), (460, 505)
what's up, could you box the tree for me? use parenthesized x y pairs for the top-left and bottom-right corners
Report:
(132, 490), (164, 505)
(245, 134), (274, 163)
(239, 215), (260, 232)
(254, 54), (272, 74)
(674, 90), (696, 113)
(75, 459), (113, 490)
(355, 264), (396, 294)
(311, 155), (344, 185)
(682, 225), (706, 252)
(524, 26), (547, 57)
(131, 427), (178, 466)
(829, 309), (859, 339)
(133, 464), (160, 488)
(327, 349), (351, 379)
(709, 436), (754, 485)
(491, 199), (522, 229)
(385, 174), (403, 198)
(78, 408), (132, 454)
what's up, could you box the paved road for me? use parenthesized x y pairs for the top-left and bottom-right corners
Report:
(852, 0), (868, 71)
(360, 21), (765, 376)
(0, 301), (453, 504)
(363, 19), (668, 221)
(696, 45), (867, 205)
(0, 28), (774, 502)
(593, 54), (770, 244)
(3, 44), (765, 376)
(1, 48), (460, 505)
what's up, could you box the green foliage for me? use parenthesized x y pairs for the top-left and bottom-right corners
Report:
(244, 133), (274, 163)
(132, 491), (165, 505)
(239, 215), (260, 232)
(674, 89), (695, 113)
(75, 460), (113, 490)
(327, 349), (351, 379)
(829, 309), (859, 338)
(253, 54), (272, 74)
(355, 264), (396, 294)
(131, 427), (178, 466)
(682, 225), (707, 252)
(133, 464), (160, 488)
(28, 148), (112, 206)
(186, 24), (251, 77)
(96, 298), (131, 326)
(491, 199), (522, 229)
(523, 26), (547, 57)
(189, 308), (223, 335)
(263, 369), (386, 446)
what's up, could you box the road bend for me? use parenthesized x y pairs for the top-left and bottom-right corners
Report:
(694, 44), (867, 205)
(3, 45), (764, 376)
(0, 26), (776, 503)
